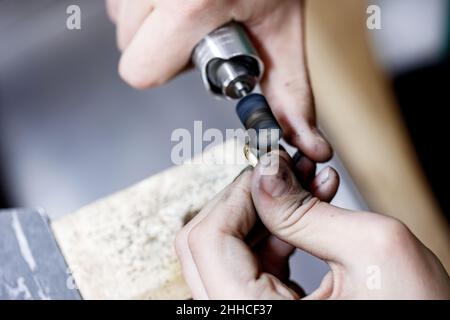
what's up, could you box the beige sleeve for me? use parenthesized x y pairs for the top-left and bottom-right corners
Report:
(305, 0), (450, 271)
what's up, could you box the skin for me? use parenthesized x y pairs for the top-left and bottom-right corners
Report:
(107, 0), (450, 299)
(175, 151), (450, 299)
(106, 0), (332, 163)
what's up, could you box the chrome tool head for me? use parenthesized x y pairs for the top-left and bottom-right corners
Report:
(192, 22), (264, 100)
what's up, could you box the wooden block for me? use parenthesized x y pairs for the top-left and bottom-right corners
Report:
(51, 139), (247, 299)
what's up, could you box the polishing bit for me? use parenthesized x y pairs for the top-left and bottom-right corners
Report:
(192, 22), (283, 160)
(236, 93), (282, 155)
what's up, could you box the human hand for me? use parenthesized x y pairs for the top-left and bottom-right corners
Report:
(175, 151), (450, 299)
(106, 0), (332, 163)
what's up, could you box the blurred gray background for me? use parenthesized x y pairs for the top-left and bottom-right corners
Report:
(0, 0), (448, 295)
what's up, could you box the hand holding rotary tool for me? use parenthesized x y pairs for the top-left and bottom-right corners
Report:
(192, 22), (284, 160)
(108, 0), (333, 166)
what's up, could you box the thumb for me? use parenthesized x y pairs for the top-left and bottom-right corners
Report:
(251, 151), (359, 265)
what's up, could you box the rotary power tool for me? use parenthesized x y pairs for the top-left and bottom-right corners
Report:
(192, 22), (282, 157)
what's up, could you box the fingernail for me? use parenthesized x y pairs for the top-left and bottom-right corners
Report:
(312, 167), (331, 191)
(259, 153), (292, 197)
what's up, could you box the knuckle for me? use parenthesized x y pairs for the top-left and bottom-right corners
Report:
(222, 183), (250, 204)
(119, 56), (163, 89)
(248, 274), (298, 300)
(116, 30), (129, 53)
(220, 184), (253, 226)
(106, 0), (120, 23)
(368, 217), (413, 256)
(272, 194), (318, 237)
(181, 0), (214, 17)
(248, 275), (276, 299)
(187, 223), (206, 254)
(279, 76), (313, 112)
(219, 174), (252, 209)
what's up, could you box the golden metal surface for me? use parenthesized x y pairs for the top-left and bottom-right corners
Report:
(243, 144), (258, 167)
